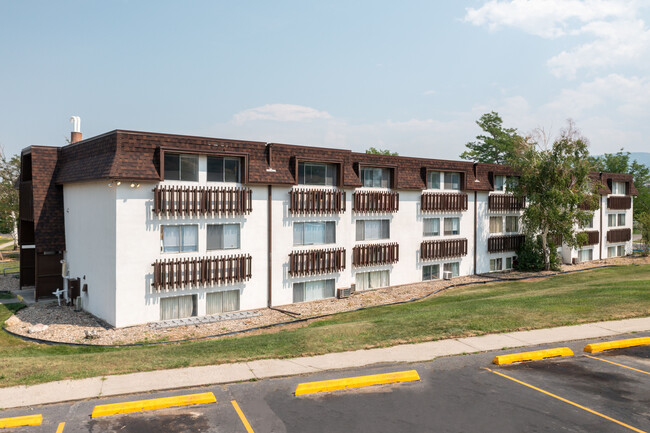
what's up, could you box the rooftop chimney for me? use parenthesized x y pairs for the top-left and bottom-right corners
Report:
(70, 116), (82, 143)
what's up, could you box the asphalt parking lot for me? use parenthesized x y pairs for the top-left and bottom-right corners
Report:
(1, 333), (648, 432)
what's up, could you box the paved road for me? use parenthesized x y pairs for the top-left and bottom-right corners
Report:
(3, 333), (649, 432)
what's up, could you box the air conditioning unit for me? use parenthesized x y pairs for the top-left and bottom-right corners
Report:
(337, 288), (351, 299)
(443, 271), (452, 280)
(349, 283), (356, 294)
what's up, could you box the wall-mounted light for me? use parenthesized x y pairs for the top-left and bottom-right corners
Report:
(130, 183), (135, 188)
(116, 181), (122, 186)
(108, 182), (113, 187)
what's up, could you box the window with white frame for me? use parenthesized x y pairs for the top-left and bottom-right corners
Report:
(355, 270), (389, 291)
(427, 171), (461, 190)
(494, 175), (518, 192)
(608, 213), (626, 227)
(611, 181), (626, 195)
(160, 295), (197, 320)
(443, 262), (460, 277)
(164, 153), (198, 181)
(206, 290), (240, 315)
(423, 218), (440, 237)
(505, 216), (519, 233)
(505, 256), (515, 270)
(293, 279), (335, 302)
(490, 258), (502, 272)
(207, 224), (240, 250)
(293, 222), (336, 246)
(490, 216), (519, 234)
(608, 245), (626, 258)
(443, 217), (460, 236)
(489, 216), (503, 234)
(161, 225), (198, 253)
(580, 216), (594, 229)
(207, 156), (240, 183)
(356, 219), (390, 241)
(578, 248), (593, 262)
(360, 167), (391, 188)
(422, 264), (440, 281)
(298, 162), (338, 186)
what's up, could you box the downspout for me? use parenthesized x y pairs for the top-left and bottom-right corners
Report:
(267, 185), (272, 307)
(474, 191), (478, 275)
(599, 194), (603, 259)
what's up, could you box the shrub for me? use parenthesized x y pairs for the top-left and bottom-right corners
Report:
(515, 236), (561, 272)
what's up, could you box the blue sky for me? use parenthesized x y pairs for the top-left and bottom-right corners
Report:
(1, 0), (649, 160)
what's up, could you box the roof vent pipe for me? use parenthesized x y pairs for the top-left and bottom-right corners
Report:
(70, 116), (82, 143)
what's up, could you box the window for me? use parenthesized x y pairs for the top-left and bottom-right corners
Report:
(164, 153), (198, 181)
(293, 279), (335, 302)
(161, 225), (198, 253)
(427, 171), (441, 189)
(206, 290), (240, 315)
(355, 270), (389, 291)
(618, 245), (625, 256)
(612, 181), (626, 195)
(505, 216), (519, 233)
(361, 167), (390, 188)
(494, 175), (506, 192)
(427, 171), (461, 190)
(505, 256), (514, 270)
(618, 213), (626, 226)
(608, 213), (626, 227)
(207, 156), (240, 183)
(444, 172), (460, 190)
(489, 216), (503, 234)
(160, 295), (197, 320)
(443, 262), (460, 277)
(422, 264), (440, 281)
(443, 217), (460, 236)
(298, 162), (338, 186)
(356, 219), (390, 241)
(423, 218), (440, 237)
(578, 248), (593, 262)
(580, 217), (594, 229)
(490, 258), (502, 272)
(293, 222), (336, 246)
(207, 224), (240, 250)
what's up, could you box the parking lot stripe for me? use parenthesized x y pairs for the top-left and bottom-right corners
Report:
(485, 368), (647, 433)
(585, 355), (650, 376)
(492, 347), (573, 365)
(91, 392), (217, 418)
(584, 337), (650, 353)
(231, 400), (255, 433)
(0, 414), (42, 428)
(294, 370), (420, 396)
(56, 422), (65, 432)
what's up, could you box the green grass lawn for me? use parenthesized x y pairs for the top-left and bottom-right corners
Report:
(0, 260), (19, 273)
(1, 265), (649, 388)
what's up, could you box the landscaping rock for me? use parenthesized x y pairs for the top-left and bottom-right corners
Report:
(5, 315), (21, 326)
(27, 323), (49, 334)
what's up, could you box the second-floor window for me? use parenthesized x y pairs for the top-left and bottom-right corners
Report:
(423, 218), (440, 236)
(490, 216), (519, 234)
(161, 225), (198, 253)
(293, 222), (336, 246)
(164, 153), (198, 181)
(207, 156), (240, 183)
(443, 217), (460, 236)
(298, 162), (338, 186)
(356, 219), (390, 241)
(427, 171), (461, 190)
(494, 175), (518, 192)
(608, 213), (626, 227)
(207, 224), (241, 250)
(360, 167), (390, 188)
(612, 181), (626, 195)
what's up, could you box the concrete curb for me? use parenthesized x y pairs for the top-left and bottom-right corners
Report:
(1, 316), (649, 409)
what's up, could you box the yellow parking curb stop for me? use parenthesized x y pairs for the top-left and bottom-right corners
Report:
(91, 392), (216, 418)
(584, 337), (650, 353)
(493, 347), (574, 365)
(0, 414), (43, 429)
(295, 370), (420, 396)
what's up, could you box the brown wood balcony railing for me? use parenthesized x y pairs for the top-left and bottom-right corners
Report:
(353, 191), (399, 212)
(153, 186), (252, 216)
(579, 195), (599, 211)
(488, 194), (526, 212)
(421, 193), (468, 212)
(152, 254), (252, 291)
(580, 230), (600, 246)
(19, 181), (33, 221)
(352, 242), (399, 267)
(607, 228), (631, 243)
(487, 234), (525, 253)
(420, 238), (468, 260)
(289, 188), (346, 214)
(288, 247), (346, 277)
(607, 196), (632, 210)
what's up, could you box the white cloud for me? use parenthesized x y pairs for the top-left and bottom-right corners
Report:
(232, 104), (332, 124)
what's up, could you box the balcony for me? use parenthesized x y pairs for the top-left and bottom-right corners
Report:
(288, 247), (346, 277)
(579, 195), (599, 211)
(580, 230), (600, 246)
(488, 194), (525, 212)
(607, 196), (632, 210)
(152, 254), (252, 291)
(420, 238), (468, 260)
(488, 234), (525, 253)
(153, 186), (252, 217)
(353, 191), (399, 213)
(607, 228), (631, 243)
(421, 193), (468, 212)
(289, 188), (346, 214)
(352, 243), (399, 267)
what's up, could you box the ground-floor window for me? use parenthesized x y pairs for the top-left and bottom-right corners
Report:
(443, 262), (460, 278)
(608, 245), (625, 258)
(490, 258), (502, 272)
(206, 290), (240, 315)
(505, 256), (515, 270)
(293, 279), (335, 302)
(160, 294), (197, 320)
(356, 270), (389, 291)
(422, 264), (440, 281)
(578, 248), (593, 262)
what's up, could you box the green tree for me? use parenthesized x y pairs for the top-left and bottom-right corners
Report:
(460, 112), (520, 164)
(0, 150), (20, 252)
(508, 121), (596, 270)
(366, 147), (398, 156)
(637, 212), (650, 256)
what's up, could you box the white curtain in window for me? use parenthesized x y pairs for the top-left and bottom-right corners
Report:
(428, 171), (440, 189)
(161, 295), (195, 320)
(304, 280), (324, 301)
(293, 223), (304, 245)
(618, 214), (625, 226)
(608, 214), (617, 227)
(489, 217), (503, 234)
(365, 220), (381, 240)
(182, 226), (198, 252)
(355, 273), (368, 291)
(206, 292), (222, 315)
(494, 176), (505, 191)
(178, 295), (194, 318)
(223, 224), (240, 249)
(162, 226), (180, 252)
(617, 245), (625, 256)
(424, 218), (440, 236)
(506, 216), (518, 233)
(304, 223), (325, 245)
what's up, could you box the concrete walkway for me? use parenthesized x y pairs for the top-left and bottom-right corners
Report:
(1, 316), (649, 409)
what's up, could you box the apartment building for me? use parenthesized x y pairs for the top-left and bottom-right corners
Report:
(18, 130), (636, 327)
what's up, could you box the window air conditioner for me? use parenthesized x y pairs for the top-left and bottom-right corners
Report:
(337, 288), (351, 299)
(443, 271), (452, 280)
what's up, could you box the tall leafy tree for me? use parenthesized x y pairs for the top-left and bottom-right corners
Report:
(460, 112), (520, 164)
(508, 121), (596, 271)
(366, 147), (398, 156)
(0, 150), (20, 252)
